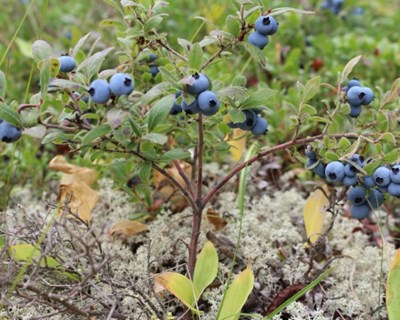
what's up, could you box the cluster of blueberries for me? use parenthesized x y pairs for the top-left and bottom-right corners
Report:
(228, 109), (269, 136)
(248, 15), (278, 50)
(0, 118), (22, 143)
(344, 79), (374, 117)
(306, 149), (400, 219)
(169, 73), (220, 116)
(321, 0), (344, 15)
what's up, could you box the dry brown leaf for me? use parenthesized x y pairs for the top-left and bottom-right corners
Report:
(206, 208), (228, 231)
(153, 161), (192, 191)
(49, 155), (97, 187)
(109, 220), (148, 237)
(58, 181), (99, 223)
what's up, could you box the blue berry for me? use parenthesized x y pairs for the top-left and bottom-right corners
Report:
(187, 73), (210, 95)
(344, 163), (357, 177)
(325, 161), (345, 183)
(88, 79), (111, 104)
(307, 157), (317, 169)
(237, 110), (258, 130)
(331, 0), (344, 14)
(109, 73), (134, 96)
(58, 55), (76, 72)
(347, 79), (362, 91)
(305, 149), (317, 160)
(198, 91), (220, 116)
(347, 86), (364, 106)
(363, 175), (375, 188)
(350, 154), (365, 167)
(373, 167), (391, 187)
(388, 182), (400, 197)
(0, 121), (22, 143)
(313, 162), (326, 178)
(349, 104), (362, 118)
(390, 164), (400, 183)
(361, 87), (374, 105)
(248, 32), (269, 50)
(150, 66), (159, 78)
(351, 204), (370, 219)
(254, 15), (278, 36)
(170, 102), (182, 115)
(149, 53), (158, 62)
(367, 189), (384, 209)
(343, 175), (358, 186)
(251, 116), (268, 135)
(181, 99), (200, 115)
(348, 186), (366, 206)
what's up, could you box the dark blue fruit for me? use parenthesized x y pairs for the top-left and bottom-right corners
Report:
(150, 66), (159, 78)
(361, 87), (374, 105)
(313, 162), (326, 178)
(109, 73), (134, 96)
(305, 149), (317, 160)
(198, 90), (220, 116)
(344, 163), (357, 177)
(388, 182), (400, 197)
(187, 73), (210, 95)
(0, 121), (22, 143)
(88, 79), (111, 104)
(351, 204), (370, 219)
(331, 0), (344, 14)
(349, 104), (362, 118)
(350, 154), (365, 167)
(237, 110), (258, 130)
(363, 175), (375, 188)
(347, 79), (362, 91)
(367, 189), (384, 209)
(254, 15), (278, 35)
(181, 98), (200, 115)
(325, 161), (345, 183)
(373, 167), (391, 187)
(149, 53), (158, 62)
(348, 186), (366, 206)
(58, 55), (76, 72)
(248, 32), (269, 50)
(343, 175), (358, 186)
(251, 116), (268, 135)
(390, 164), (400, 183)
(347, 86), (365, 106)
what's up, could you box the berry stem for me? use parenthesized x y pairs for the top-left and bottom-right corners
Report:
(173, 160), (195, 197)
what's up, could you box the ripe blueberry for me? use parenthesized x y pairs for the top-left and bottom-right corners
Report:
(0, 121), (22, 143)
(248, 32), (269, 50)
(347, 86), (365, 106)
(237, 110), (258, 130)
(351, 204), (370, 219)
(313, 162), (326, 178)
(361, 87), (374, 105)
(348, 186), (366, 206)
(181, 98), (200, 115)
(187, 73), (210, 95)
(388, 182), (400, 197)
(88, 79), (111, 104)
(344, 163), (357, 177)
(325, 161), (345, 183)
(373, 167), (391, 187)
(58, 55), (76, 72)
(390, 164), (400, 183)
(109, 73), (134, 96)
(251, 116), (269, 135)
(349, 104), (362, 118)
(363, 175), (375, 188)
(331, 0), (344, 14)
(343, 175), (358, 186)
(347, 78), (362, 91)
(149, 53), (158, 62)
(367, 189), (384, 209)
(305, 149), (317, 161)
(198, 91), (220, 116)
(254, 15), (278, 36)
(150, 66), (159, 78)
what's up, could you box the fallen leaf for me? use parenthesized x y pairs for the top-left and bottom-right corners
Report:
(226, 128), (247, 161)
(49, 155), (97, 187)
(206, 208), (228, 230)
(58, 181), (99, 223)
(109, 220), (148, 237)
(303, 185), (330, 245)
(387, 248), (400, 319)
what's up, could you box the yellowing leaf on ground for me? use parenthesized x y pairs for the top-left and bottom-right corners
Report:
(217, 260), (254, 320)
(154, 272), (201, 314)
(49, 155), (97, 187)
(387, 248), (400, 319)
(193, 241), (218, 297)
(108, 220), (148, 238)
(226, 128), (247, 161)
(303, 185), (330, 245)
(206, 208), (228, 230)
(58, 181), (99, 223)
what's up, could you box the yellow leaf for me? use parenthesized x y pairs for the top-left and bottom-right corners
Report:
(303, 186), (329, 245)
(387, 249), (400, 319)
(193, 241), (218, 297)
(108, 220), (148, 238)
(58, 181), (99, 223)
(154, 272), (202, 314)
(226, 128), (247, 161)
(217, 260), (254, 320)
(49, 155), (97, 187)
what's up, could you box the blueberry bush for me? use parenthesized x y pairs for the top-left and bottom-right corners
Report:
(1, 0), (400, 319)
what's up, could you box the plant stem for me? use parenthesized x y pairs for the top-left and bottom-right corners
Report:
(173, 160), (195, 197)
(197, 113), (204, 201)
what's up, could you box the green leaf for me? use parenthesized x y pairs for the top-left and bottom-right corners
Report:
(231, 75), (247, 87)
(0, 70), (6, 98)
(301, 104), (317, 116)
(193, 241), (218, 297)
(383, 149), (400, 163)
(324, 151), (339, 162)
(381, 78), (400, 107)
(308, 116), (330, 124)
(15, 38), (33, 58)
(241, 42), (266, 68)
(382, 132), (396, 144)
(32, 40), (52, 63)
(217, 263), (254, 320)
(142, 133), (168, 145)
(154, 272), (201, 314)
(138, 162), (152, 182)
(242, 88), (277, 109)
(0, 103), (23, 128)
(218, 86), (248, 100)
(39, 59), (51, 99)
(76, 47), (114, 80)
(270, 7), (315, 16)
(129, 118), (142, 137)
(72, 32), (91, 57)
(229, 109), (246, 123)
(387, 249), (400, 320)
(41, 131), (70, 144)
(337, 137), (351, 151)
(144, 15), (163, 33)
(225, 15), (240, 37)
(188, 43), (203, 71)
(148, 94), (175, 132)
(82, 124), (112, 144)
(158, 67), (179, 87)
(161, 149), (191, 162)
(363, 160), (381, 176)
(339, 55), (362, 86)
(301, 76), (320, 103)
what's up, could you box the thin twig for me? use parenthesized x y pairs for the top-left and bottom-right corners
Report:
(173, 160), (195, 197)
